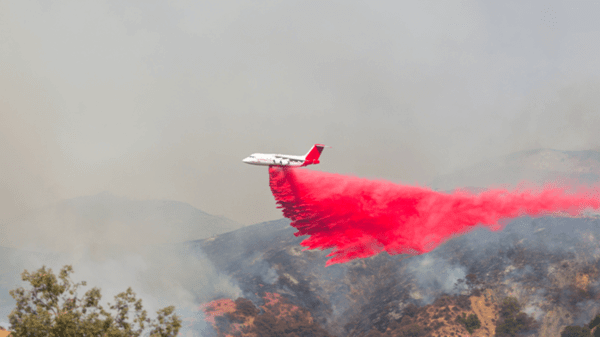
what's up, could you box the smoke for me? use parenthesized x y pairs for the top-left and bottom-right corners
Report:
(0, 193), (242, 336)
(269, 166), (600, 266)
(2, 0), (600, 227)
(405, 254), (467, 304)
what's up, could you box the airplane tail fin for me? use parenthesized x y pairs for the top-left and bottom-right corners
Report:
(303, 144), (327, 165)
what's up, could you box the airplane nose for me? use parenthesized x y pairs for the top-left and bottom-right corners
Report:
(242, 157), (250, 163)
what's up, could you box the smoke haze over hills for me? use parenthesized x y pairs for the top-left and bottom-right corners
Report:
(0, 193), (243, 335)
(196, 213), (600, 336)
(2, 0), (600, 225)
(0, 192), (242, 252)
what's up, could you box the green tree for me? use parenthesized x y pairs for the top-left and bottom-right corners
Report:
(561, 325), (591, 337)
(589, 314), (600, 330)
(494, 297), (537, 337)
(8, 265), (181, 337)
(499, 297), (520, 318)
(457, 312), (481, 334)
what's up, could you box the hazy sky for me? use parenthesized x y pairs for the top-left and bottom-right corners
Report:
(2, 0), (600, 225)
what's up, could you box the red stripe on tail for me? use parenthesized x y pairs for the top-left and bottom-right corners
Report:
(305, 144), (325, 162)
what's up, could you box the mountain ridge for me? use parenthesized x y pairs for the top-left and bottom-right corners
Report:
(0, 192), (243, 250)
(431, 148), (600, 191)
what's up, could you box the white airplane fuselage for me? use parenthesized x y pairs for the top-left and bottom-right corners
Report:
(242, 144), (326, 167)
(242, 153), (306, 167)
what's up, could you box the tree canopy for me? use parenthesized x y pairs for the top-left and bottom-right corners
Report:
(590, 314), (600, 330)
(494, 297), (537, 337)
(456, 312), (481, 334)
(561, 325), (591, 337)
(8, 265), (181, 337)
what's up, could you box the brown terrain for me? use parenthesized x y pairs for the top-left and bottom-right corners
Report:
(202, 293), (331, 336)
(196, 213), (600, 336)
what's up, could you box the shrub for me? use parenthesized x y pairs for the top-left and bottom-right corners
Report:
(494, 297), (537, 337)
(456, 313), (481, 334)
(589, 314), (600, 330)
(561, 325), (591, 337)
(398, 323), (425, 337)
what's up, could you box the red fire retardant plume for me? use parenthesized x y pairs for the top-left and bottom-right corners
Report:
(268, 167), (600, 266)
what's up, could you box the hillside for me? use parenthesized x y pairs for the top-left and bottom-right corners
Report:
(0, 193), (243, 335)
(194, 149), (600, 336)
(194, 215), (600, 336)
(431, 149), (600, 191)
(61, 192), (243, 241)
(0, 192), (242, 249)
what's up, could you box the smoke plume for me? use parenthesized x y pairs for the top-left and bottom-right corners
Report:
(269, 166), (600, 266)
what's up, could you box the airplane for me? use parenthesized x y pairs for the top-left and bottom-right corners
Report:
(242, 144), (328, 167)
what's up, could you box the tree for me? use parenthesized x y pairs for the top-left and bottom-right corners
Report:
(589, 314), (600, 330)
(9, 265), (181, 337)
(465, 274), (479, 289)
(561, 325), (591, 337)
(456, 312), (481, 334)
(494, 297), (538, 337)
(499, 297), (520, 318)
(587, 313), (600, 337)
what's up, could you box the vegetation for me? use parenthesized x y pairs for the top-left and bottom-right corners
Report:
(494, 297), (537, 337)
(248, 312), (332, 337)
(8, 265), (181, 337)
(365, 323), (425, 337)
(395, 324), (425, 337)
(456, 312), (481, 334)
(208, 296), (333, 337)
(454, 273), (482, 296)
(559, 312), (600, 337)
(560, 325), (592, 337)
(590, 314), (600, 330)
